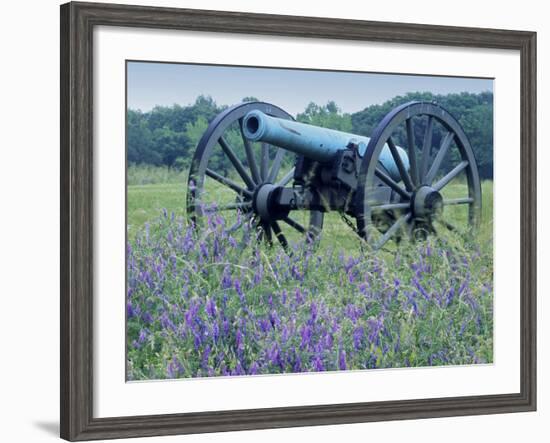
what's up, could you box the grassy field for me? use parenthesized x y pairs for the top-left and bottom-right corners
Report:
(127, 176), (493, 252)
(126, 166), (493, 380)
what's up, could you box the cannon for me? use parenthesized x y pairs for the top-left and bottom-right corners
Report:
(187, 101), (481, 250)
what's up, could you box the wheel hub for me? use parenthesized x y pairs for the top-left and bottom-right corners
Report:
(252, 183), (292, 222)
(412, 186), (443, 219)
(253, 183), (278, 221)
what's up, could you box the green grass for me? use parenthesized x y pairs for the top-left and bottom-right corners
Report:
(127, 176), (493, 254)
(127, 164), (187, 186)
(127, 183), (187, 238)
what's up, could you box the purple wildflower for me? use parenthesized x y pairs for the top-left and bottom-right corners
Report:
(294, 288), (304, 304)
(205, 298), (217, 318)
(367, 316), (384, 345)
(234, 278), (244, 302)
(235, 329), (244, 352)
(310, 302), (318, 323)
(267, 343), (282, 368)
(412, 277), (430, 300)
(212, 322), (220, 342)
(293, 354), (303, 372)
(324, 333), (334, 350)
(141, 311), (153, 324)
(313, 356), (324, 371)
(126, 301), (135, 319)
(281, 324), (290, 343)
(202, 345), (211, 369)
(249, 361), (260, 375)
(445, 287), (456, 307)
(353, 327), (364, 350)
(166, 356), (182, 378)
(234, 361), (245, 375)
(339, 349), (347, 370)
(222, 319), (230, 336)
(133, 328), (148, 350)
(457, 277), (470, 297)
(300, 324), (313, 350)
(269, 310), (280, 329)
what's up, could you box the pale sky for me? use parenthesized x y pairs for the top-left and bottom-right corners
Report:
(127, 61), (493, 116)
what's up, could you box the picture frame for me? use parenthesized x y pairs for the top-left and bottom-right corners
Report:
(60, 1), (536, 440)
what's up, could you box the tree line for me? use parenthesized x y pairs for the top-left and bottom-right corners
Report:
(127, 91), (493, 179)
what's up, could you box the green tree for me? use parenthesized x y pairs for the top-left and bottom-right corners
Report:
(241, 96), (260, 103)
(185, 116), (209, 147)
(127, 110), (160, 165)
(297, 101), (353, 132)
(150, 126), (189, 166)
(127, 92), (493, 180)
(127, 96), (222, 167)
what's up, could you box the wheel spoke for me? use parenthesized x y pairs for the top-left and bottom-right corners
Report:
(444, 197), (473, 205)
(406, 118), (419, 186)
(202, 201), (251, 212)
(420, 116), (434, 183)
(371, 202), (411, 213)
(433, 160), (469, 191)
(239, 118), (261, 184)
(205, 168), (253, 197)
(276, 167), (295, 187)
(262, 222), (273, 244)
(387, 136), (414, 191)
(261, 143), (269, 181)
(267, 148), (285, 183)
(436, 218), (459, 232)
(375, 167), (411, 200)
(374, 212), (412, 250)
(425, 132), (454, 185)
(218, 137), (255, 189)
(271, 221), (288, 248)
(282, 216), (306, 233)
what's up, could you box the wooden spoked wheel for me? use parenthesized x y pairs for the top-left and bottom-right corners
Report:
(187, 101), (323, 247)
(355, 101), (482, 250)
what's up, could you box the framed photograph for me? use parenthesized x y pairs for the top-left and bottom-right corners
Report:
(60, 1), (536, 440)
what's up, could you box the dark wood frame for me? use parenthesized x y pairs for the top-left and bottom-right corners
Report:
(60, 1), (537, 440)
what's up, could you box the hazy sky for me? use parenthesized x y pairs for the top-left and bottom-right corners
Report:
(127, 61), (493, 116)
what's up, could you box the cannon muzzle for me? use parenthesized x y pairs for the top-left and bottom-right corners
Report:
(242, 110), (409, 182)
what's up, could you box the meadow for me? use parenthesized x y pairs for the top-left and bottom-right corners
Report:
(126, 165), (493, 380)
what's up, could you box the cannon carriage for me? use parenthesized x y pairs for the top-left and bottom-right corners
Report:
(187, 101), (481, 250)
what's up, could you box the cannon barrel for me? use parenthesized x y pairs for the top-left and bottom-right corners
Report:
(242, 110), (409, 182)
